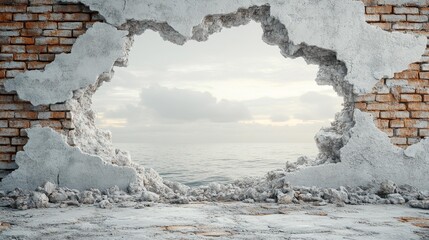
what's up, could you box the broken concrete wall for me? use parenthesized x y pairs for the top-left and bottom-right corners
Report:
(0, 0), (428, 192)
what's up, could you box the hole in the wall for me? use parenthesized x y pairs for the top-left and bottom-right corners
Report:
(92, 21), (344, 186)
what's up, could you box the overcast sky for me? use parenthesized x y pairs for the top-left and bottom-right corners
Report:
(92, 22), (343, 144)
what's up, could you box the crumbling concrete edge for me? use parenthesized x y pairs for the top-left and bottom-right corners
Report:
(0, 127), (138, 192)
(4, 22), (129, 106)
(283, 109), (429, 190)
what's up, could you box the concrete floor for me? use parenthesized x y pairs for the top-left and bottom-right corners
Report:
(1, 203), (428, 239)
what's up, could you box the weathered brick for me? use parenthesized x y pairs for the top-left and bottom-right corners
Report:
(53, 5), (83, 12)
(15, 111), (37, 119)
(0, 22), (24, 30)
(5, 69), (25, 78)
(0, 13), (12, 21)
(0, 112), (14, 118)
(367, 6), (392, 14)
(27, 5), (52, 13)
(391, 137), (407, 145)
(355, 102), (367, 109)
(25, 45), (47, 53)
(72, 29), (86, 37)
(419, 129), (429, 137)
(38, 53), (55, 61)
(0, 70), (5, 78)
(390, 119), (404, 128)
(375, 119), (389, 128)
(407, 138), (421, 145)
(381, 14), (406, 22)
(411, 111), (429, 118)
(381, 128), (394, 137)
(1, 45), (25, 53)
(38, 13), (64, 21)
(408, 103), (429, 111)
(10, 37), (35, 45)
(365, 14), (380, 22)
(376, 94), (395, 102)
(0, 61), (26, 69)
(14, 53), (38, 61)
(0, 30), (19, 37)
(395, 128), (418, 137)
(380, 111), (410, 119)
(9, 120), (30, 128)
(25, 21), (57, 29)
(0, 95), (13, 102)
(404, 119), (428, 128)
(11, 137), (27, 145)
(370, 22), (391, 30)
(0, 137), (10, 145)
(63, 13), (90, 21)
(0, 36), (9, 44)
(0, 5), (26, 12)
(392, 22), (423, 30)
(59, 38), (76, 45)
(420, 72), (429, 79)
(0, 120), (7, 128)
(35, 36), (59, 45)
(0, 103), (24, 110)
(30, 0), (56, 4)
(47, 45), (72, 53)
(364, 103), (406, 111)
(424, 95), (429, 102)
(0, 128), (19, 136)
(38, 111), (65, 119)
(0, 154), (11, 161)
(355, 94), (376, 102)
(50, 103), (70, 111)
(400, 94), (422, 102)
(61, 120), (74, 129)
(0, 54), (13, 61)
(13, 13), (38, 21)
(27, 61), (47, 70)
(407, 15), (429, 23)
(58, 22), (82, 30)
(395, 70), (419, 79)
(30, 120), (62, 128)
(43, 29), (72, 37)
(20, 28), (42, 37)
(0, 146), (16, 152)
(394, 7), (419, 14)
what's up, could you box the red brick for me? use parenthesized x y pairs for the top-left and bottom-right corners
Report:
(42, 29), (72, 37)
(375, 119), (389, 128)
(47, 45), (72, 53)
(380, 111), (410, 119)
(13, 13), (38, 21)
(0, 70), (5, 78)
(395, 70), (419, 79)
(390, 119), (404, 128)
(404, 119), (428, 128)
(0, 145), (16, 152)
(25, 21), (57, 29)
(411, 111), (429, 118)
(10, 37), (35, 45)
(9, 120), (30, 128)
(1, 45), (25, 53)
(53, 5), (83, 12)
(355, 94), (376, 102)
(0, 5), (26, 12)
(366, 103), (406, 111)
(0, 54), (13, 61)
(35, 37), (59, 45)
(14, 111), (37, 119)
(366, 6), (393, 14)
(376, 94), (395, 102)
(11, 137), (27, 145)
(0, 22), (24, 30)
(355, 102), (367, 109)
(400, 94), (422, 102)
(420, 72), (429, 79)
(13, 53), (38, 61)
(0, 13), (12, 21)
(0, 95), (13, 102)
(381, 128), (394, 137)
(408, 103), (429, 111)
(0, 128), (19, 136)
(20, 28), (42, 37)
(38, 13), (64, 21)
(38, 112), (65, 119)
(27, 61), (47, 70)
(370, 22), (391, 30)
(0, 154), (10, 161)
(26, 45), (47, 53)
(395, 128), (418, 137)
(424, 95), (429, 102)
(0, 112), (14, 119)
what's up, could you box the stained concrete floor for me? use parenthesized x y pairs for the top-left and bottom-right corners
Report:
(0, 203), (428, 240)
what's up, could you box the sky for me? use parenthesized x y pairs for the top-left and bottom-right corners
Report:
(92, 22), (343, 144)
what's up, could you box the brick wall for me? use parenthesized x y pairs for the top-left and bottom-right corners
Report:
(0, 0), (102, 177)
(358, 1), (429, 148)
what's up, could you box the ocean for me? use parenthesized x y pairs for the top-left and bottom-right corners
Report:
(115, 142), (319, 186)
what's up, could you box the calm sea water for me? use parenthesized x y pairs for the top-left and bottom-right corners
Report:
(115, 142), (318, 187)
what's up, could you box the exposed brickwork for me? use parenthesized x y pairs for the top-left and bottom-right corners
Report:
(358, 1), (429, 148)
(0, 0), (103, 173)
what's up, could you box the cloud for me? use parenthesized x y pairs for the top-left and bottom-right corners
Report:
(140, 85), (252, 122)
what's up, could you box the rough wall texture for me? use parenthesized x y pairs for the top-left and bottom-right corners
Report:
(357, 0), (429, 148)
(0, 0), (103, 177)
(0, 0), (427, 191)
